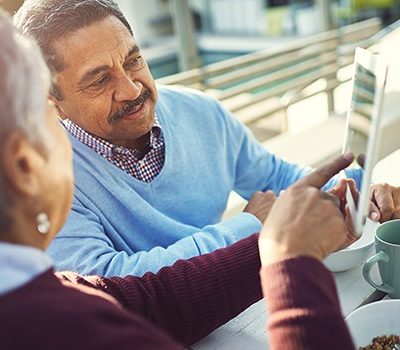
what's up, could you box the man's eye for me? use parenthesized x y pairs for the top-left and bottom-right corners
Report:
(125, 56), (144, 71)
(90, 76), (109, 88)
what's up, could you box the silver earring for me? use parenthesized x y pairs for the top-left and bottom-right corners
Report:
(37, 212), (50, 235)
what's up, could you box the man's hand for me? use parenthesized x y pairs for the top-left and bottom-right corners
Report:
(369, 184), (400, 222)
(332, 181), (400, 223)
(259, 153), (354, 266)
(328, 179), (400, 233)
(244, 191), (276, 223)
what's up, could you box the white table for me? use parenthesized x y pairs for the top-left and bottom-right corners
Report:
(191, 148), (400, 350)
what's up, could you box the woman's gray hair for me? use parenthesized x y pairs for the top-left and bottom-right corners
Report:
(0, 9), (50, 231)
(0, 9), (50, 142)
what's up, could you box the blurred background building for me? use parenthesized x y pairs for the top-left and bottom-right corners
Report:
(115, 0), (400, 77)
(3, 0), (398, 78)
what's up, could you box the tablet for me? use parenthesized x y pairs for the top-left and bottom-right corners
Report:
(341, 47), (388, 236)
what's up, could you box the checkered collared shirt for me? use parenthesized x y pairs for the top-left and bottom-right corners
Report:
(62, 117), (165, 183)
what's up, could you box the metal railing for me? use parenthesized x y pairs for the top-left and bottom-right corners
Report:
(157, 18), (385, 132)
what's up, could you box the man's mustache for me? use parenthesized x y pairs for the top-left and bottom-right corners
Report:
(107, 89), (151, 124)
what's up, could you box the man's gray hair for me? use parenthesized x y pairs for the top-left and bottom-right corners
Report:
(0, 9), (50, 231)
(14, 0), (133, 99)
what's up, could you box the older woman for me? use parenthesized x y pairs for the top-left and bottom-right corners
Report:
(0, 8), (394, 350)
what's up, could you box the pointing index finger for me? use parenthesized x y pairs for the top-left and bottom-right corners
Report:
(295, 152), (354, 189)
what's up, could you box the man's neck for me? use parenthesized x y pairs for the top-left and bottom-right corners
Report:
(109, 132), (151, 151)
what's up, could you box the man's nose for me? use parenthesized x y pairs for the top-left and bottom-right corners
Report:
(113, 75), (142, 102)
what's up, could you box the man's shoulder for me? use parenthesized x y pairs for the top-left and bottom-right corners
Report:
(155, 85), (243, 135)
(156, 85), (230, 129)
(157, 84), (220, 108)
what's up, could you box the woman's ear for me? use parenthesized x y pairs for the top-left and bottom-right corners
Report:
(1, 130), (45, 198)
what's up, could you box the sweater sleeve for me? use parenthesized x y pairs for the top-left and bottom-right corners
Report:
(261, 256), (355, 350)
(59, 234), (262, 347)
(48, 192), (261, 276)
(215, 102), (363, 197)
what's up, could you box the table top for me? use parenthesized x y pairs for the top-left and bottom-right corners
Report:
(191, 148), (400, 350)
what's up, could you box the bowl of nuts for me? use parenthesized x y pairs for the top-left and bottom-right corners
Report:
(346, 300), (400, 349)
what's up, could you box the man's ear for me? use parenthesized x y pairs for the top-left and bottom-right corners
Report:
(48, 95), (67, 120)
(1, 131), (44, 198)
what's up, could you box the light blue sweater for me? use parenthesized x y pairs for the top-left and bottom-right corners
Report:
(48, 85), (362, 276)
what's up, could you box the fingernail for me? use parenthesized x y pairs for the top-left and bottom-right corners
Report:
(371, 212), (380, 221)
(343, 152), (354, 161)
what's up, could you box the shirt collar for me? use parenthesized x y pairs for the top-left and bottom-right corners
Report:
(0, 242), (52, 296)
(62, 116), (163, 160)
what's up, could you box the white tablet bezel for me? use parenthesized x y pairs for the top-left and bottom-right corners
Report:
(341, 47), (388, 235)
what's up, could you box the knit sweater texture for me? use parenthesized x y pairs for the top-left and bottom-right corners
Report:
(0, 237), (356, 349)
(262, 256), (355, 349)
(0, 235), (262, 350)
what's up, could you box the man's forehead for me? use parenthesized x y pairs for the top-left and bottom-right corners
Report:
(52, 15), (136, 75)
(78, 41), (139, 72)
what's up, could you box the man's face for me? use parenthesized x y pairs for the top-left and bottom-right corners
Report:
(51, 15), (158, 148)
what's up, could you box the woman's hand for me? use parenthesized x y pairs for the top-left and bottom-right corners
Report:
(259, 153), (354, 266)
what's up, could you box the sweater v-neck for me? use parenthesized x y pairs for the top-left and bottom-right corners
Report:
(70, 104), (172, 191)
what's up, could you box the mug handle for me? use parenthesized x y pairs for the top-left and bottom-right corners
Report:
(362, 251), (395, 294)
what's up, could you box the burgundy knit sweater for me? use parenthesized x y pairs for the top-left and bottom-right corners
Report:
(0, 234), (355, 349)
(262, 256), (355, 349)
(0, 234), (262, 350)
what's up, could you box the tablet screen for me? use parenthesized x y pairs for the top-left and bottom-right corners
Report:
(343, 63), (376, 170)
(341, 48), (387, 235)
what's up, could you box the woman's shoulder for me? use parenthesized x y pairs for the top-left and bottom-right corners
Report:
(0, 269), (113, 312)
(0, 269), (181, 350)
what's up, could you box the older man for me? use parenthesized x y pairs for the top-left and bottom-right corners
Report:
(14, 0), (399, 276)
(0, 10), (364, 348)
